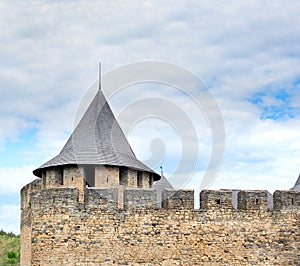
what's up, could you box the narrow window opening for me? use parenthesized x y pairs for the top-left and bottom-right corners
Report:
(119, 167), (128, 186)
(137, 172), (143, 188)
(42, 171), (46, 189)
(149, 174), (153, 188)
(59, 168), (63, 185)
(291, 198), (294, 205)
(216, 199), (221, 205)
(71, 177), (74, 182)
(255, 199), (259, 205)
(84, 165), (95, 187)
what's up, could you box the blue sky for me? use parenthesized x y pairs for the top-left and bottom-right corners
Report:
(0, 0), (300, 233)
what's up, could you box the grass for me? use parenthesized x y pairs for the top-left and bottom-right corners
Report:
(0, 230), (20, 266)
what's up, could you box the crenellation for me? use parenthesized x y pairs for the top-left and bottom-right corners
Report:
(200, 190), (233, 210)
(124, 188), (157, 209)
(30, 188), (79, 212)
(237, 190), (268, 211)
(21, 186), (300, 265)
(273, 190), (300, 210)
(21, 178), (42, 210)
(162, 189), (194, 209)
(20, 81), (300, 265)
(85, 188), (118, 209)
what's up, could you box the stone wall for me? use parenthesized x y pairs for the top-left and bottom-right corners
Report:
(42, 167), (63, 189)
(95, 165), (119, 188)
(20, 178), (42, 266)
(127, 169), (137, 188)
(20, 184), (300, 265)
(63, 165), (85, 202)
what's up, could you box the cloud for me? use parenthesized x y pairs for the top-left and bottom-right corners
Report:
(0, 0), (300, 232)
(0, 204), (20, 234)
(0, 205), (20, 234)
(0, 166), (36, 195)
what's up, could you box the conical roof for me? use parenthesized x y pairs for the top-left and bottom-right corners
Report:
(33, 89), (160, 180)
(154, 175), (174, 191)
(290, 174), (300, 190)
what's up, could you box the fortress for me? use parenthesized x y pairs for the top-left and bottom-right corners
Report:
(20, 88), (300, 265)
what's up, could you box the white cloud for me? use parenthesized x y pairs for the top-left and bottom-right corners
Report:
(0, 166), (36, 195)
(0, 0), (299, 231)
(0, 205), (20, 234)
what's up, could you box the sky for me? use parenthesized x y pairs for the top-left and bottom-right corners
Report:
(0, 0), (300, 233)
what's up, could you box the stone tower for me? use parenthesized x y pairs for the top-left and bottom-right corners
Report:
(20, 87), (300, 265)
(31, 89), (160, 202)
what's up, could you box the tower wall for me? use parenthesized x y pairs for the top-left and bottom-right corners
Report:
(20, 185), (300, 265)
(41, 165), (153, 191)
(127, 168), (137, 188)
(140, 171), (150, 188)
(63, 165), (85, 202)
(42, 167), (63, 189)
(20, 179), (42, 266)
(95, 165), (119, 188)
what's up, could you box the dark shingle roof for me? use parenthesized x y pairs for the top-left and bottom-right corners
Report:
(33, 89), (160, 180)
(290, 174), (300, 190)
(154, 175), (174, 191)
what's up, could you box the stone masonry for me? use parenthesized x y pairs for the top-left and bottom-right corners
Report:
(20, 179), (300, 266)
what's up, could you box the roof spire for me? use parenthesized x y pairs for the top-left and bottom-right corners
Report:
(99, 62), (102, 90)
(160, 166), (163, 177)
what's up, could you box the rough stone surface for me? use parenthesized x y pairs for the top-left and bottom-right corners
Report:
(43, 167), (63, 189)
(20, 184), (300, 266)
(162, 189), (194, 209)
(200, 189), (233, 210)
(141, 172), (150, 188)
(238, 190), (268, 210)
(124, 188), (157, 209)
(127, 168), (137, 188)
(63, 165), (85, 202)
(95, 165), (119, 188)
(273, 190), (300, 210)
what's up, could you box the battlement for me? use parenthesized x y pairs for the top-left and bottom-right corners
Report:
(200, 189), (233, 210)
(85, 188), (119, 209)
(162, 189), (194, 209)
(237, 190), (269, 210)
(273, 190), (300, 210)
(21, 179), (300, 212)
(21, 178), (42, 209)
(124, 188), (157, 209)
(20, 182), (300, 265)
